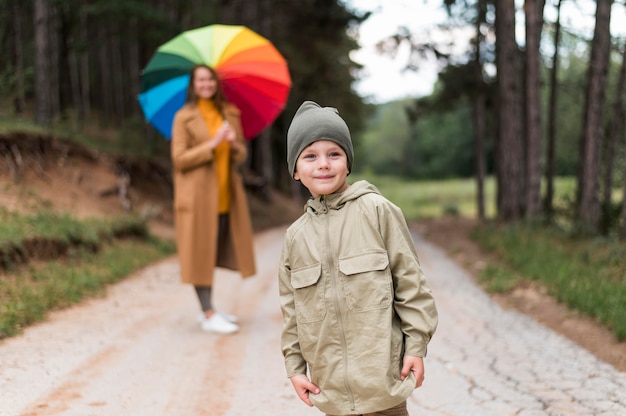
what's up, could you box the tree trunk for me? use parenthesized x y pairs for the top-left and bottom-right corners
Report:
(79, 7), (90, 120)
(233, 0), (276, 199)
(473, 0), (487, 221)
(403, 107), (419, 178)
(64, 3), (81, 125)
(128, 18), (141, 118)
(49, 4), (61, 119)
(474, 93), (487, 221)
(524, 0), (545, 218)
(98, 24), (112, 127)
(12, 3), (25, 114)
(68, 46), (81, 121)
(600, 43), (626, 234)
(495, 0), (523, 221)
(622, 145), (626, 240)
(544, 0), (562, 222)
(34, 0), (53, 125)
(110, 27), (124, 127)
(576, 0), (613, 231)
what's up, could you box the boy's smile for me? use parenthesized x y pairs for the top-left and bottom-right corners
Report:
(294, 140), (350, 198)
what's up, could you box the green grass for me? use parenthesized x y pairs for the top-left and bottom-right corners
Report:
(350, 174), (606, 223)
(0, 208), (127, 245)
(0, 209), (176, 338)
(473, 223), (626, 340)
(0, 238), (175, 338)
(479, 264), (525, 293)
(350, 174), (497, 219)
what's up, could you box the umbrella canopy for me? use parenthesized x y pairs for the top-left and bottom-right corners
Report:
(139, 24), (291, 140)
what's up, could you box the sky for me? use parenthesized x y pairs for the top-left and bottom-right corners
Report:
(344, 0), (450, 104)
(344, 0), (626, 104)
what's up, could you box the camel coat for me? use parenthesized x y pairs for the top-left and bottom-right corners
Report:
(171, 102), (256, 285)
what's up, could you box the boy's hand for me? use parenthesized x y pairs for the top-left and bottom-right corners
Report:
(289, 374), (320, 407)
(400, 355), (425, 388)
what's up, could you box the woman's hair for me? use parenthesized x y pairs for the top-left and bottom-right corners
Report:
(185, 64), (228, 113)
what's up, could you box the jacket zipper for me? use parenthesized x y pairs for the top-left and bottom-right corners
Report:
(322, 196), (356, 411)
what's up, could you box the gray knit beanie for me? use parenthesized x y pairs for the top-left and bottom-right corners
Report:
(286, 101), (353, 177)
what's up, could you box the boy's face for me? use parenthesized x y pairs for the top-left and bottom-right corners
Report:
(294, 140), (349, 198)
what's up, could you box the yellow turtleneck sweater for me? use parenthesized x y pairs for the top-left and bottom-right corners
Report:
(197, 99), (231, 213)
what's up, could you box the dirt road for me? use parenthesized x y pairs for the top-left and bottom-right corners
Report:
(0, 227), (313, 416)
(1, 227), (625, 416)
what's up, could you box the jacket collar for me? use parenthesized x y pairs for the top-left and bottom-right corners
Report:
(304, 180), (380, 214)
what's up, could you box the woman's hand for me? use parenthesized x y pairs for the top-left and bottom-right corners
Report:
(207, 121), (236, 151)
(289, 374), (320, 407)
(217, 120), (236, 143)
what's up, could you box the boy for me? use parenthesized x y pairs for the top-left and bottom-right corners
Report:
(278, 101), (438, 416)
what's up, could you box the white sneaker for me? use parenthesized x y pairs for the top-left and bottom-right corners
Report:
(201, 312), (239, 334)
(218, 311), (238, 324)
(197, 311), (238, 324)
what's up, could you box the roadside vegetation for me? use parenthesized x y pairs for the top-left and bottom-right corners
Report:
(474, 224), (626, 340)
(0, 209), (175, 339)
(0, 116), (178, 339)
(358, 174), (626, 341)
(350, 174), (498, 218)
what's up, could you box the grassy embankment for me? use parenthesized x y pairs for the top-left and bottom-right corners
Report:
(352, 174), (626, 341)
(0, 113), (175, 339)
(0, 209), (175, 338)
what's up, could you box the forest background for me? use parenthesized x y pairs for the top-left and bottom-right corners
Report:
(1, 0), (626, 347)
(2, 0), (626, 234)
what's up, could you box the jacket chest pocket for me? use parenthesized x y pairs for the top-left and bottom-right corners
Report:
(339, 251), (392, 312)
(291, 264), (326, 323)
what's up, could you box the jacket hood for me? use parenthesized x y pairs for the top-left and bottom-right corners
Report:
(305, 180), (380, 214)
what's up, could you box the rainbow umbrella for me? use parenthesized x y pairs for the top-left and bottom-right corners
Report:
(138, 24), (291, 140)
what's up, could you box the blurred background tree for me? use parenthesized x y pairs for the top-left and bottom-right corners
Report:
(361, 0), (626, 235)
(1, 0), (625, 236)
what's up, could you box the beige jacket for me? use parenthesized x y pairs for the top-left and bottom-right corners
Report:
(279, 180), (438, 415)
(171, 102), (256, 285)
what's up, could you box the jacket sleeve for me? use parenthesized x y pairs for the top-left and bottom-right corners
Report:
(378, 201), (438, 357)
(171, 108), (214, 172)
(278, 237), (308, 377)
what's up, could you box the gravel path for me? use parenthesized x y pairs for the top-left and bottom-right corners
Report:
(0, 227), (624, 416)
(409, 233), (626, 416)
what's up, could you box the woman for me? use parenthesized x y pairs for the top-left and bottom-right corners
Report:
(171, 64), (256, 334)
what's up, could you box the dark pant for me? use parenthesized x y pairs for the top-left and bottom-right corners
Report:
(195, 214), (229, 311)
(215, 213), (229, 262)
(195, 286), (212, 311)
(326, 401), (409, 416)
